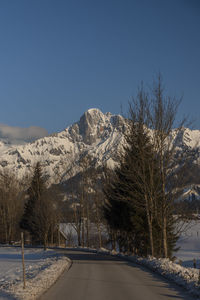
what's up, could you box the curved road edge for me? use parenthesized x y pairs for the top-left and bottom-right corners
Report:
(38, 256), (73, 299)
(15, 253), (72, 300)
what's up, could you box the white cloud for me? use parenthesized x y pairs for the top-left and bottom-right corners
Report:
(0, 124), (48, 144)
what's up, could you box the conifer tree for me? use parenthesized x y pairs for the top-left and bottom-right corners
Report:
(20, 163), (45, 241)
(20, 162), (56, 249)
(104, 107), (160, 256)
(104, 78), (183, 258)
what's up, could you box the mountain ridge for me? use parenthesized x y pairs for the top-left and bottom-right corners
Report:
(0, 108), (200, 191)
(0, 109), (127, 183)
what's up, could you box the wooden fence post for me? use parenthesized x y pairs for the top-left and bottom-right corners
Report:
(21, 232), (26, 289)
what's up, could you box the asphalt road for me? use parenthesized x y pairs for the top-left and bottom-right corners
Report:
(40, 249), (194, 300)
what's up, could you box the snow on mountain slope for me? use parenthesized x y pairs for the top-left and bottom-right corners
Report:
(172, 127), (200, 149)
(0, 109), (127, 184)
(0, 108), (199, 186)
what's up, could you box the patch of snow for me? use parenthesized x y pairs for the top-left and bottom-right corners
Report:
(0, 247), (71, 300)
(175, 220), (200, 267)
(120, 220), (200, 297)
(126, 255), (200, 298)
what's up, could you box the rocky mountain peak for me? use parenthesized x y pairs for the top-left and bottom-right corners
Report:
(68, 108), (126, 145)
(78, 109), (105, 145)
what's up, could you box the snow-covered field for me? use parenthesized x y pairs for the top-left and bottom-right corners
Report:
(175, 220), (200, 267)
(0, 247), (70, 300)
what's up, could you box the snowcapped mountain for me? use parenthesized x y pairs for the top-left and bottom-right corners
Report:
(0, 109), (128, 184)
(0, 108), (200, 190)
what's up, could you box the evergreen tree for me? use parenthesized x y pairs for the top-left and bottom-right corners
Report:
(104, 113), (161, 256)
(20, 162), (55, 249)
(104, 79), (182, 258)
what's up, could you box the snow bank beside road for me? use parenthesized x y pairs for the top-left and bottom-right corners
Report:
(0, 247), (71, 300)
(82, 246), (200, 297)
(121, 255), (200, 297)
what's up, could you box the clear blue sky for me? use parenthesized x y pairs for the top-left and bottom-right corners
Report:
(0, 0), (199, 133)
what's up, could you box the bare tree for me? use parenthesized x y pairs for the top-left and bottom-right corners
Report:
(148, 75), (187, 257)
(104, 75), (190, 258)
(72, 201), (82, 246)
(79, 154), (93, 247)
(0, 169), (24, 244)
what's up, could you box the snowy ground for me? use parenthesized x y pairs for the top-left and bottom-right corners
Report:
(126, 255), (200, 298)
(175, 220), (200, 268)
(124, 220), (200, 298)
(1, 220), (200, 299)
(0, 247), (70, 300)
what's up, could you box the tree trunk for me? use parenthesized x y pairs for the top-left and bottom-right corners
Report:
(111, 231), (116, 251)
(51, 227), (54, 245)
(80, 190), (85, 247)
(145, 195), (154, 257)
(44, 232), (47, 251)
(58, 228), (60, 247)
(97, 209), (102, 248)
(86, 203), (90, 248)
(148, 217), (154, 257)
(73, 206), (81, 246)
(160, 151), (168, 258)
(81, 218), (85, 247)
(77, 224), (81, 246)
(163, 215), (168, 257)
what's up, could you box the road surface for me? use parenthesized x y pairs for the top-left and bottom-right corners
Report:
(40, 249), (194, 300)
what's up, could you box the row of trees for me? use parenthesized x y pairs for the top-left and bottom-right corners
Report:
(0, 157), (106, 250)
(63, 157), (106, 249)
(0, 163), (63, 249)
(0, 170), (24, 243)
